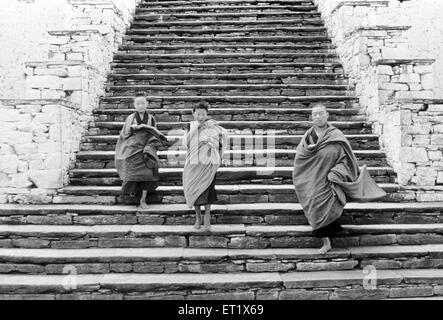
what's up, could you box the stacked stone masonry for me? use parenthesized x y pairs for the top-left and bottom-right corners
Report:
(0, 0), (442, 300)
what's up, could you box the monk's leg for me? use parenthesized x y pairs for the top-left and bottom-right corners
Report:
(203, 204), (211, 231)
(319, 237), (331, 254)
(139, 190), (149, 209)
(193, 206), (202, 229)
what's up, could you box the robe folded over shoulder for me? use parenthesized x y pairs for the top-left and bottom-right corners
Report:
(182, 118), (229, 208)
(115, 112), (167, 195)
(293, 123), (386, 231)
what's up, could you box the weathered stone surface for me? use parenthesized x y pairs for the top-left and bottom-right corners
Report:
(280, 289), (329, 300)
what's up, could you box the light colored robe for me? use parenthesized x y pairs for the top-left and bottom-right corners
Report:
(182, 118), (229, 208)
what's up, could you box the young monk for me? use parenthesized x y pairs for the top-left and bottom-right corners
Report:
(293, 103), (387, 254)
(115, 92), (167, 209)
(182, 101), (228, 231)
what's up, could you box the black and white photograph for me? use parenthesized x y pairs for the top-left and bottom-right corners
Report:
(0, 0), (442, 305)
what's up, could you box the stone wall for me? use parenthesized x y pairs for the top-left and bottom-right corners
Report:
(0, 99), (87, 204)
(0, 0), (141, 203)
(314, 0), (443, 98)
(0, 0), (70, 99)
(315, 0), (443, 198)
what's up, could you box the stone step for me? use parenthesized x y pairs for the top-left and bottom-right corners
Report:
(138, 0), (318, 9)
(114, 51), (338, 65)
(106, 84), (350, 97)
(93, 107), (360, 123)
(1, 202), (442, 226)
(0, 223), (442, 249)
(0, 269), (441, 299)
(100, 96), (358, 110)
(110, 61), (344, 74)
(0, 245), (442, 275)
(69, 166), (396, 186)
(135, 12), (322, 23)
(137, 4), (318, 12)
(125, 26), (328, 38)
(75, 149), (389, 169)
(109, 72), (346, 87)
(55, 183), (401, 205)
(120, 44), (336, 55)
(131, 18), (325, 28)
(90, 120), (370, 136)
(80, 134), (381, 151)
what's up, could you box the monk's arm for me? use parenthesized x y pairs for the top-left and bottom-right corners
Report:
(328, 143), (356, 183)
(120, 114), (135, 139)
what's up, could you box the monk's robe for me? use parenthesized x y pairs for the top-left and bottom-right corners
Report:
(115, 112), (167, 197)
(293, 123), (386, 237)
(182, 118), (229, 208)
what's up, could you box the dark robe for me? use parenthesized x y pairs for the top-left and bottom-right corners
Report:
(293, 123), (387, 237)
(115, 112), (167, 197)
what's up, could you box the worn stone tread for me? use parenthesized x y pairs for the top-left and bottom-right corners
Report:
(0, 269), (441, 294)
(0, 223), (441, 238)
(2, 202), (442, 216)
(0, 245), (441, 263)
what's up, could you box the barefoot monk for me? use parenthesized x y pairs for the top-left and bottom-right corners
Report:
(115, 92), (168, 209)
(293, 103), (387, 254)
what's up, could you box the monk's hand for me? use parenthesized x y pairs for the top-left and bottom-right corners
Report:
(307, 144), (316, 150)
(131, 124), (141, 130)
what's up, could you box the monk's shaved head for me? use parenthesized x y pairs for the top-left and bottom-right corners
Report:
(311, 103), (329, 128)
(311, 103), (328, 113)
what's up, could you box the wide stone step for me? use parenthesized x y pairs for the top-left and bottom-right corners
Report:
(120, 44), (335, 55)
(55, 183), (401, 204)
(90, 120), (370, 136)
(114, 51), (338, 64)
(109, 73), (345, 87)
(1, 203), (442, 226)
(137, 3), (318, 12)
(0, 245), (441, 275)
(111, 61), (343, 74)
(93, 107), (359, 123)
(128, 24), (325, 33)
(124, 27), (328, 40)
(75, 149), (389, 169)
(80, 133), (381, 151)
(100, 97), (358, 110)
(131, 18), (325, 28)
(69, 166), (396, 186)
(135, 12), (322, 23)
(0, 224), (442, 249)
(0, 269), (441, 299)
(138, 0), (318, 9)
(106, 84), (350, 97)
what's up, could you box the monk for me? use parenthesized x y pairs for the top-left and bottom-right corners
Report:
(115, 92), (167, 209)
(293, 103), (387, 254)
(182, 101), (229, 231)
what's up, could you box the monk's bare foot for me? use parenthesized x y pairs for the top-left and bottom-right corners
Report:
(193, 218), (202, 229)
(138, 201), (149, 210)
(319, 244), (331, 255)
(319, 237), (331, 255)
(203, 214), (211, 232)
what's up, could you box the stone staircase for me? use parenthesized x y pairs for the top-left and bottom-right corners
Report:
(0, 0), (443, 300)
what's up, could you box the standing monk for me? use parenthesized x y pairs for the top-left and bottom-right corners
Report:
(293, 103), (387, 254)
(115, 92), (168, 209)
(182, 101), (229, 231)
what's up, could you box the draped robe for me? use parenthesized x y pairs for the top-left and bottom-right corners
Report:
(293, 123), (387, 230)
(182, 118), (229, 208)
(115, 112), (167, 195)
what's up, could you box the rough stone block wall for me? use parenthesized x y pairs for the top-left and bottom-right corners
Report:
(315, 0), (443, 196)
(0, 99), (86, 204)
(0, 0), (141, 202)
